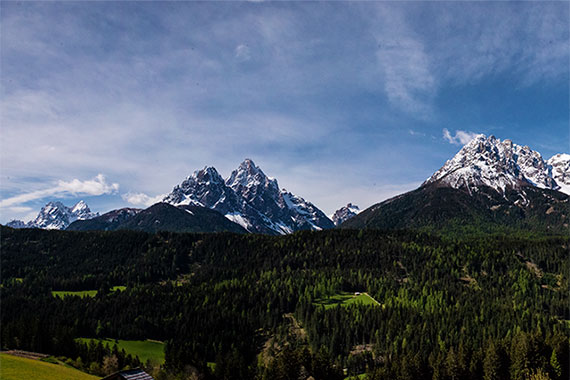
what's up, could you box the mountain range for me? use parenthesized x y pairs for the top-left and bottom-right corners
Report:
(6, 200), (97, 230)
(6, 136), (570, 234)
(342, 135), (570, 233)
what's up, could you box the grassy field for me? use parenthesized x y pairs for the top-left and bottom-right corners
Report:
(52, 290), (97, 298)
(52, 286), (126, 299)
(77, 338), (165, 364)
(0, 353), (97, 380)
(314, 291), (379, 309)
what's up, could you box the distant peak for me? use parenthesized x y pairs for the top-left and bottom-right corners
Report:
(72, 200), (88, 209)
(241, 158), (256, 167)
(236, 158), (264, 177)
(193, 166), (223, 183)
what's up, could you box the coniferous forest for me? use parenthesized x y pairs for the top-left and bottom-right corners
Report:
(1, 226), (568, 380)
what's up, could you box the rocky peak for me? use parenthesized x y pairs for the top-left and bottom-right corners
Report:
(424, 134), (557, 194)
(163, 159), (334, 235)
(26, 200), (98, 230)
(332, 203), (360, 226)
(548, 153), (570, 195)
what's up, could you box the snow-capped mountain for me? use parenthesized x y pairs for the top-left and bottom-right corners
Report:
(424, 134), (568, 195)
(6, 220), (27, 229)
(163, 159), (334, 234)
(332, 203), (360, 226)
(7, 201), (98, 230)
(548, 153), (570, 195)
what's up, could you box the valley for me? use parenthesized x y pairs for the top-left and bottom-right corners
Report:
(1, 227), (568, 379)
(2, 135), (569, 380)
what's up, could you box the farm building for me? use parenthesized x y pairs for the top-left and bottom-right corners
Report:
(101, 368), (154, 380)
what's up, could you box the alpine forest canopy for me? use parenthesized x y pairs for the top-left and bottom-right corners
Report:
(1, 226), (569, 380)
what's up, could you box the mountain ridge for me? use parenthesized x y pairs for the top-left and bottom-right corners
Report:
(343, 134), (570, 234)
(162, 159), (334, 235)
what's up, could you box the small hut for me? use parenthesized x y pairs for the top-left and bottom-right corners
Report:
(101, 368), (154, 380)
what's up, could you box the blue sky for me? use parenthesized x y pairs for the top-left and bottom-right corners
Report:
(1, 1), (568, 223)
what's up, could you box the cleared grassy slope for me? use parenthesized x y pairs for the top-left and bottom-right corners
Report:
(77, 338), (165, 364)
(0, 353), (98, 380)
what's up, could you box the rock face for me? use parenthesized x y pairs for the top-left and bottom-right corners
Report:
(163, 159), (334, 235)
(547, 153), (570, 195)
(332, 203), (360, 226)
(423, 134), (563, 195)
(8, 201), (98, 230)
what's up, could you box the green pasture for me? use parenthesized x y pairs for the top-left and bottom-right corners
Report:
(0, 353), (97, 380)
(314, 291), (379, 309)
(77, 338), (165, 365)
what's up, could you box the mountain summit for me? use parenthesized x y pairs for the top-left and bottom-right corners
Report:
(342, 135), (569, 233)
(163, 159), (334, 234)
(332, 203), (360, 226)
(423, 134), (564, 195)
(7, 200), (98, 230)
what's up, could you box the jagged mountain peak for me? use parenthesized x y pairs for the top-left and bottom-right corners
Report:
(192, 166), (224, 184)
(332, 203), (360, 226)
(226, 158), (279, 194)
(548, 153), (570, 195)
(424, 134), (558, 195)
(163, 159), (333, 234)
(19, 200), (99, 230)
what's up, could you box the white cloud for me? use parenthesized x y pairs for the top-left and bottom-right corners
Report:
(373, 6), (437, 119)
(235, 44), (251, 62)
(0, 174), (119, 208)
(443, 128), (479, 145)
(409, 129), (425, 137)
(122, 192), (165, 207)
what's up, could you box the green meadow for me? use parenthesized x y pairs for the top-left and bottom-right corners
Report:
(314, 291), (379, 309)
(51, 286), (126, 299)
(77, 338), (165, 365)
(0, 353), (97, 380)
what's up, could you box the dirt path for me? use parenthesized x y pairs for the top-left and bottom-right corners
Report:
(2, 350), (49, 360)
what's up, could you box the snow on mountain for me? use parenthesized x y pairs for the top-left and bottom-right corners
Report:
(163, 159), (334, 234)
(281, 190), (335, 231)
(6, 220), (27, 228)
(548, 153), (570, 195)
(11, 200), (99, 230)
(162, 166), (243, 215)
(332, 203), (360, 226)
(424, 134), (562, 195)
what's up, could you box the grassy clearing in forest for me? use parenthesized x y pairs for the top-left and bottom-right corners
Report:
(314, 291), (379, 309)
(77, 338), (165, 364)
(51, 286), (126, 299)
(0, 353), (98, 380)
(52, 290), (97, 298)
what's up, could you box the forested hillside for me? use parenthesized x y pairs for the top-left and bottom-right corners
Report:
(1, 226), (568, 380)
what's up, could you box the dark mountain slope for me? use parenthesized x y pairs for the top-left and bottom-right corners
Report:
(67, 208), (142, 231)
(68, 203), (246, 234)
(340, 183), (569, 234)
(119, 203), (247, 234)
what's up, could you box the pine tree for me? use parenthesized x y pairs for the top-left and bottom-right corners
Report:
(483, 342), (500, 380)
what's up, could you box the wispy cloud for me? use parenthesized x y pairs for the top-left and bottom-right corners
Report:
(372, 5), (437, 119)
(122, 192), (165, 207)
(442, 128), (479, 145)
(234, 44), (251, 62)
(429, 2), (568, 85)
(0, 174), (119, 208)
(409, 129), (425, 137)
(0, 2), (567, 222)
